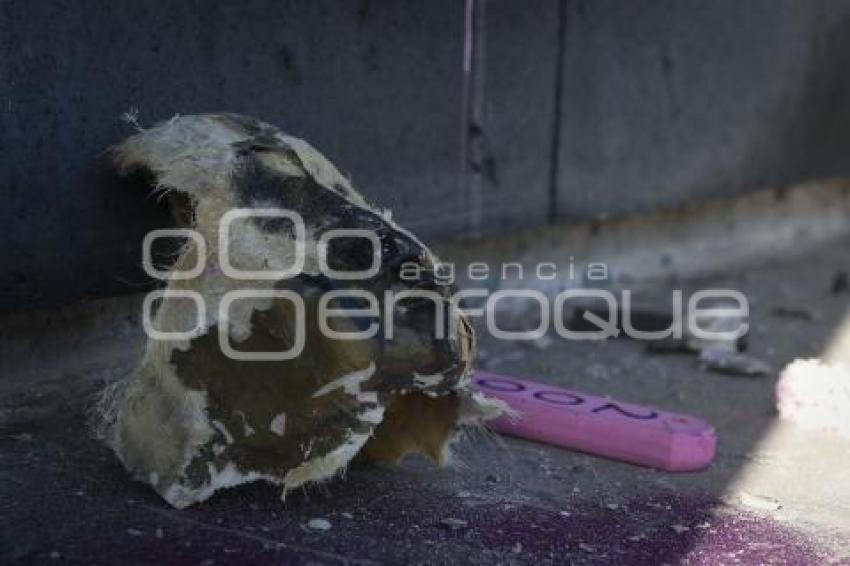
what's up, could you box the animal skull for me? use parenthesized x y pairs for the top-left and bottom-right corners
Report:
(96, 114), (503, 508)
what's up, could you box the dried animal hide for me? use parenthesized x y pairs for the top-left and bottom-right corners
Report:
(96, 114), (503, 508)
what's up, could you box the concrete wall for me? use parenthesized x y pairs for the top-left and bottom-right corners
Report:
(556, 0), (850, 217)
(3, 0), (850, 312)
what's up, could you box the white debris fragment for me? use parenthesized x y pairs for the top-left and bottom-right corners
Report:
(699, 347), (771, 376)
(269, 413), (287, 437)
(357, 406), (385, 425)
(738, 491), (782, 512)
(670, 524), (690, 534)
(233, 410), (255, 437)
(312, 364), (375, 399)
(414, 372), (445, 388)
(211, 419), (234, 444)
(776, 358), (850, 438)
(306, 518), (332, 531)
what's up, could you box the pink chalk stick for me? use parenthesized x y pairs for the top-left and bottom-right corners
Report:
(471, 371), (716, 472)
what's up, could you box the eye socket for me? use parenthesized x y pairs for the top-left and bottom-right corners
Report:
(325, 236), (377, 272)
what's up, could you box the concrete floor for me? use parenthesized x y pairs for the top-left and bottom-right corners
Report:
(2, 238), (850, 564)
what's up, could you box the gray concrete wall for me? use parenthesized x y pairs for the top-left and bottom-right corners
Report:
(555, 0), (850, 217)
(3, 0), (850, 313)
